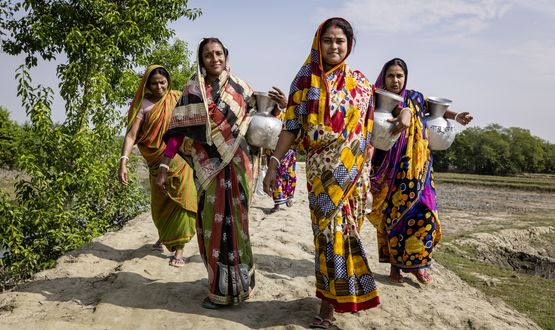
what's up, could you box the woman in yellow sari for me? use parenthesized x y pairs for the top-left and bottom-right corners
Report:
(263, 18), (379, 329)
(118, 65), (197, 268)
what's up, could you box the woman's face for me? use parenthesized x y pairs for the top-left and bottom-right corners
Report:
(201, 41), (226, 78)
(320, 26), (348, 69)
(147, 73), (169, 98)
(384, 65), (406, 95)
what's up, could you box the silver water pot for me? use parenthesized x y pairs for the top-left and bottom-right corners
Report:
(246, 92), (282, 150)
(426, 97), (456, 150)
(371, 88), (404, 150)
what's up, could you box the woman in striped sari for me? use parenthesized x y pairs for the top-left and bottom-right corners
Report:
(118, 65), (197, 268)
(157, 38), (259, 308)
(369, 58), (473, 284)
(263, 18), (379, 328)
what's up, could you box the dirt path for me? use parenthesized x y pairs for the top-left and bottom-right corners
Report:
(0, 163), (541, 329)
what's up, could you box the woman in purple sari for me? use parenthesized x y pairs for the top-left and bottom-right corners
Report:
(369, 58), (472, 284)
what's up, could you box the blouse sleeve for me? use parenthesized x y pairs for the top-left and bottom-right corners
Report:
(163, 135), (184, 158)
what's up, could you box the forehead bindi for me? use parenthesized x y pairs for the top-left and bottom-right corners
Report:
(203, 42), (224, 55)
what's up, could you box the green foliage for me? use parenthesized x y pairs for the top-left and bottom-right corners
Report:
(0, 0), (200, 289)
(433, 124), (555, 175)
(138, 39), (196, 91)
(0, 107), (26, 169)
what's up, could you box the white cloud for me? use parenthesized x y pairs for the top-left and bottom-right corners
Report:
(318, 0), (514, 35)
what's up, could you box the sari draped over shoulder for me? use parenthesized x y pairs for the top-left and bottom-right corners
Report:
(163, 47), (259, 305)
(369, 63), (441, 270)
(126, 65), (197, 251)
(283, 20), (379, 313)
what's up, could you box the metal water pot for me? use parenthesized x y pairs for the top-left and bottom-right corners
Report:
(246, 92), (282, 150)
(371, 88), (404, 150)
(426, 96), (456, 150)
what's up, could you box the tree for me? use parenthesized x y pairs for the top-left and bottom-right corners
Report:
(0, 0), (201, 289)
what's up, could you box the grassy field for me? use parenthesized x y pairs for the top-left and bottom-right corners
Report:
(435, 172), (555, 192)
(434, 173), (555, 329)
(435, 243), (555, 330)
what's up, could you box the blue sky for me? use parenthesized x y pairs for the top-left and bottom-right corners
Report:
(1, 0), (554, 142)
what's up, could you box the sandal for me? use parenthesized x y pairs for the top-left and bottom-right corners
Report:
(169, 256), (186, 268)
(268, 205), (281, 214)
(286, 199), (294, 207)
(389, 266), (405, 284)
(152, 241), (164, 252)
(202, 297), (224, 310)
(408, 269), (433, 285)
(309, 315), (334, 329)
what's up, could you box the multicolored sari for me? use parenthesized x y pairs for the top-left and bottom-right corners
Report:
(283, 20), (379, 313)
(127, 65), (197, 251)
(265, 111), (297, 207)
(164, 42), (259, 305)
(369, 61), (442, 271)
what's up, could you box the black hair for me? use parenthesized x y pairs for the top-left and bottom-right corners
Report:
(147, 67), (170, 84)
(321, 17), (356, 49)
(198, 37), (229, 68)
(381, 58), (408, 87)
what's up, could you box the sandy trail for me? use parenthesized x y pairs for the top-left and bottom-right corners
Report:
(0, 163), (540, 329)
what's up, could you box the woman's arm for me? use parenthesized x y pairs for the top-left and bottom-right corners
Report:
(118, 118), (142, 186)
(262, 130), (296, 196)
(444, 109), (473, 126)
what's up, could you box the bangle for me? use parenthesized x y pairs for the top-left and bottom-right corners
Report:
(159, 163), (170, 171)
(454, 113), (462, 121)
(119, 156), (129, 161)
(269, 155), (281, 166)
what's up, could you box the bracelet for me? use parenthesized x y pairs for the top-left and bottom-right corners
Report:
(119, 156), (129, 161)
(454, 112), (462, 121)
(159, 163), (170, 171)
(269, 155), (281, 166)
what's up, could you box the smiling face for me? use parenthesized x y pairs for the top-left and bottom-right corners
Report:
(320, 25), (348, 71)
(200, 41), (227, 80)
(384, 64), (406, 95)
(147, 73), (169, 99)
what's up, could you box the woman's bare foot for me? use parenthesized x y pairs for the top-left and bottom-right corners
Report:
(389, 266), (404, 283)
(404, 269), (433, 285)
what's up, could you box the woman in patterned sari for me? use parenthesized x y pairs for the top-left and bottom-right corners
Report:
(368, 58), (473, 284)
(157, 38), (259, 308)
(118, 65), (197, 268)
(266, 86), (297, 213)
(263, 18), (379, 328)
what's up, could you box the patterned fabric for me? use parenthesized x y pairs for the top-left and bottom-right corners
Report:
(164, 58), (257, 192)
(265, 111), (297, 206)
(126, 65), (197, 251)
(283, 20), (379, 313)
(369, 60), (442, 271)
(163, 40), (259, 305)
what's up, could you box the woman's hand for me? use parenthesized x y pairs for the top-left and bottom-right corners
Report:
(455, 112), (473, 126)
(263, 167), (277, 197)
(156, 168), (169, 194)
(268, 86), (287, 109)
(387, 107), (411, 135)
(118, 163), (129, 186)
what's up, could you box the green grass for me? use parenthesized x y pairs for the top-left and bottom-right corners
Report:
(435, 172), (555, 192)
(435, 249), (555, 329)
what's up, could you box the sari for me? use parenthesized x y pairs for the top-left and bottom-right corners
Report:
(126, 65), (197, 251)
(163, 42), (259, 305)
(283, 19), (379, 313)
(265, 111), (297, 207)
(368, 59), (442, 271)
